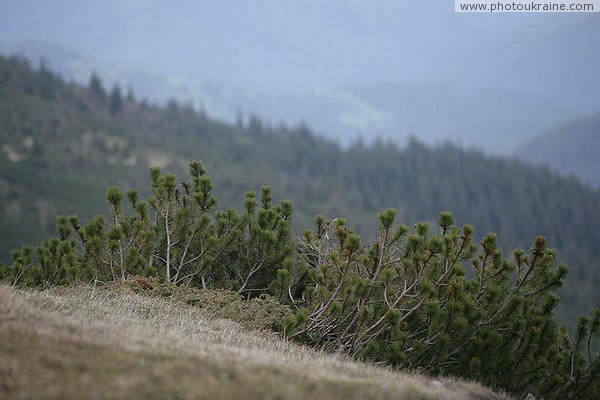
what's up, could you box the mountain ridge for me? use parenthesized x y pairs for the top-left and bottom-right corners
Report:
(512, 113), (600, 189)
(1, 41), (592, 152)
(1, 54), (599, 322)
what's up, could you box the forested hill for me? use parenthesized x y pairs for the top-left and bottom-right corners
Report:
(1, 55), (599, 321)
(512, 113), (600, 189)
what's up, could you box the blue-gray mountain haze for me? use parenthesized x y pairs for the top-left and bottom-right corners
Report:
(1, 0), (598, 179)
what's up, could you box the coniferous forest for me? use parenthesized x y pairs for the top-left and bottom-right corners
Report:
(1, 55), (600, 399)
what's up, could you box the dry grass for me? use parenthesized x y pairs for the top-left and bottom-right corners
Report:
(0, 283), (510, 399)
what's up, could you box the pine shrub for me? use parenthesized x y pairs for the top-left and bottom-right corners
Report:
(1, 162), (598, 398)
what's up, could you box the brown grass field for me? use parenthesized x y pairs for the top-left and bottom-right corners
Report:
(0, 282), (510, 399)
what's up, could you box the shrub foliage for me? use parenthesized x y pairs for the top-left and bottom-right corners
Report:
(279, 212), (600, 397)
(1, 163), (598, 399)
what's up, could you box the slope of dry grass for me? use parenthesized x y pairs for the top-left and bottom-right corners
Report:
(0, 283), (510, 399)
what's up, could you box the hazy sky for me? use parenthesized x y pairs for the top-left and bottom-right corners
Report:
(1, 0), (590, 90)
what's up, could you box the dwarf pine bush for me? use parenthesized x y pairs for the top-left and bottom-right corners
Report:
(276, 211), (600, 398)
(0, 160), (293, 295)
(1, 162), (598, 399)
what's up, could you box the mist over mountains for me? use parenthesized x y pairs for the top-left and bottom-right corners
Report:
(1, 1), (598, 155)
(513, 113), (600, 188)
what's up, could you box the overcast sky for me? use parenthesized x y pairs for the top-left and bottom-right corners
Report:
(2, 1), (593, 90)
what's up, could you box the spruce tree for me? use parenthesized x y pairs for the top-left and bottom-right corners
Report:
(109, 84), (123, 116)
(88, 71), (106, 103)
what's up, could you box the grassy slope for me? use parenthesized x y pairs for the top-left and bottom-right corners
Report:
(0, 284), (508, 400)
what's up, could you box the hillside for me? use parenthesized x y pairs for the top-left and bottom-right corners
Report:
(0, 283), (508, 399)
(0, 41), (588, 152)
(1, 55), (599, 322)
(512, 113), (600, 189)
